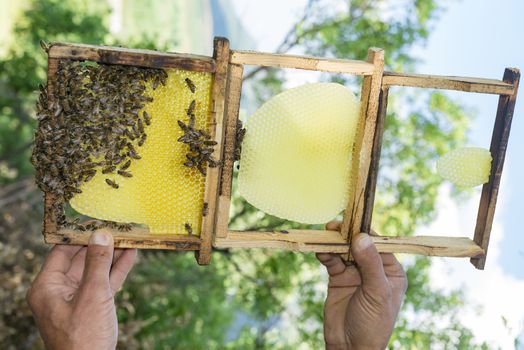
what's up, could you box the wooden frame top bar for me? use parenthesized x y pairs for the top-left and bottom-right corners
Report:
(383, 71), (515, 95)
(230, 50), (375, 75)
(48, 42), (216, 72)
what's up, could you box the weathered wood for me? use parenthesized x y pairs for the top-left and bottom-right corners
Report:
(215, 63), (244, 238)
(230, 50), (375, 75)
(471, 68), (520, 269)
(361, 87), (389, 233)
(340, 48), (385, 245)
(197, 37), (230, 265)
(47, 228), (202, 250)
(213, 231), (485, 257)
(48, 42), (216, 72)
(382, 71), (515, 95)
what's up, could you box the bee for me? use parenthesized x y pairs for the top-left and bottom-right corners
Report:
(137, 118), (144, 134)
(143, 111), (151, 125)
(128, 149), (141, 160)
(184, 223), (193, 235)
(185, 78), (196, 93)
(39, 40), (49, 53)
(117, 170), (133, 178)
(118, 223), (132, 232)
(138, 133), (147, 147)
(177, 120), (188, 131)
(85, 223), (99, 231)
(120, 159), (131, 170)
(188, 114), (196, 129)
(187, 100), (196, 116)
(202, 202), (209, 216)
(124, 129), (135, 140)
(105, 178), (119, 189)
(197, 164), (206, 175)
(102, 165), (116, 174)
(127, 143), (141, 159)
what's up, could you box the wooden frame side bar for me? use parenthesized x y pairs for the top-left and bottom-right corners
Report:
(230, 50), (375, 75)
(215, 63), (244, 239)
(47, 229), (202, 250)
(361, 86), (389, 233)
(48, 42), (216, 73)
(340, 48), (385, 243)
(471, 68), (520, 269)
(214, 231), (485, 258)
(197, 37), (230, 265)
(382, 71), (515, 95)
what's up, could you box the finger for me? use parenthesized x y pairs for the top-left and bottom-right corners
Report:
(113, 249), (125, 265)
(66, 247), (88, 283)
(41, 245), (83, 274)
(316, 253), (346, 277)
(325, 221), (341, 231)
(79, 230), (114, 295)
(351, 233), (388, 292)
(109, 249), (137, 294)
(380, 253), (408, 297)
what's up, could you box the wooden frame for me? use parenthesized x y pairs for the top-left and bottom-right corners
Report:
(41, 38), (230, 265)
(211, 47), (520, 270)
(367, 69), (520, 269)
(40, 37), (519, 269)
(213, 47), (387, 256)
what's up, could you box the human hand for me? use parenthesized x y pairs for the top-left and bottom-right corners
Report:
(317, 221), (408, 350)
(27, 230), (137, 350)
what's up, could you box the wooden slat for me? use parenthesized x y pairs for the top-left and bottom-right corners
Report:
(48, 42), (216, 72)
(47, 228), (202, 250)
(215, 63), (244, 238)
(213, 231), (485, 257)
(471, 68), (520, 270)
(197, 37), (230, 265)
(361, 87), (389, 233)
(382, 71), (515, 95)
(340, 48), (385, 244)
(230, 50), (375, 75)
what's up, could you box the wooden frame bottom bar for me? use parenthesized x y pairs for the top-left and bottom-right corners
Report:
(213, 231), (485, 258)
(45, 229), (202, 250)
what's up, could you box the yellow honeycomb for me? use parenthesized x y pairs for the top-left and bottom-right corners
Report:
(237, 83), (360, 224)
(437, 147), (492, 187)
(70, 69), (213, 234)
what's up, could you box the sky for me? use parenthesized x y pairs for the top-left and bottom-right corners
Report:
(228, 0), (524, 348)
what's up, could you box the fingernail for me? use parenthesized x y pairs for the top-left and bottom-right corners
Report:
(90, 230), (111, 246)
(354, 233), (372, 252)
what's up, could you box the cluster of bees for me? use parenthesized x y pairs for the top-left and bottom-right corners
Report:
(32, 58), (166, 232)
(234, 119), (246, 169)
(177, 78), (220, 176)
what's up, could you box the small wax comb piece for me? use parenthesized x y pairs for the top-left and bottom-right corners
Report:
(70, 69), (213, 234)
(437, 147), (492, 187)
(237, 83), (360, 224)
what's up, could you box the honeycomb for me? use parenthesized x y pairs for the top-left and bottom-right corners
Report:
(237, 83), (360, 224)
(69, 68), (213, 234)
(437, 147), (492, 187)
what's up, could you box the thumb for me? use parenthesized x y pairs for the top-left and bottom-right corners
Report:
(80, 230), (114, 295)
(351, 233), (388, 293)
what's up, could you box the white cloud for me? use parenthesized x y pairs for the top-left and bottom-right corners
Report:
(419, 178), (524, 349)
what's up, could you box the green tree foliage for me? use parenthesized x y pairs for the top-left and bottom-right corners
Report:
(0, 0), (493, 349)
